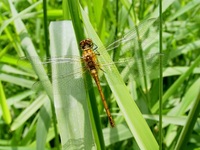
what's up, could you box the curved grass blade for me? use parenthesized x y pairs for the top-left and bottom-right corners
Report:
(80, 6), (159, 150)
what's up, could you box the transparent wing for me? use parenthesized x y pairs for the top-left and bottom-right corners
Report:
(97, 18), (158, 53)
(96, 18), (166, 79)
(18, 18), (158, 70)
(18, 55), (85, 92)
(18, 18), (166, 92)
(33, 71), (87, 94)
(18, 55), (82, 66)
(93, 18), (164, 78)
(100, 51), (168, 78)
(18, 55), (84, 77)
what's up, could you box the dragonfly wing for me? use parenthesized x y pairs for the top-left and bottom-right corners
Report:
(18, 55), (82, 67)
(99, 18), (158, 52)
(18, 55), (85, 93)
(32, 65), (85, 93)
(98, 18), (166, 83)
(101, 51), (168, 79)
(18, 55), (83, 78)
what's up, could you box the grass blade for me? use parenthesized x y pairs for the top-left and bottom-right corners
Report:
(175, 79), (200, 149)
(0, 80), (12, 124)
(80, 6), (159, 150)
(50, 21), (95, 150)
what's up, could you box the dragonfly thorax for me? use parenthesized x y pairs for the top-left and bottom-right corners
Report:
(82, 48), (99, 72)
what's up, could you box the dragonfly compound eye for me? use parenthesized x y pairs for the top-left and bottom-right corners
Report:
(80, 38), (93, 50)
(79, 40), (85, 50)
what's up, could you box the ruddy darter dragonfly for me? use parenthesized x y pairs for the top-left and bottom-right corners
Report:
(21, 18), (163, 128)
(80, 38), (115, 127)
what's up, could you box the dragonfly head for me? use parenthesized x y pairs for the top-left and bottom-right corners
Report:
(80, 38), (93, 50)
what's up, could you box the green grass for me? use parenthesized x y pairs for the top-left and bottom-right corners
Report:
(0, 0), (200, 150)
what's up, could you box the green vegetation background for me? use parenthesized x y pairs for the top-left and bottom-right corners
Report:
(0, 0), (200, 150)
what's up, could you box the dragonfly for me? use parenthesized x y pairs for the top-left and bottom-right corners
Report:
(79, 38), (115, 127)
(20, 18), (165, 127)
